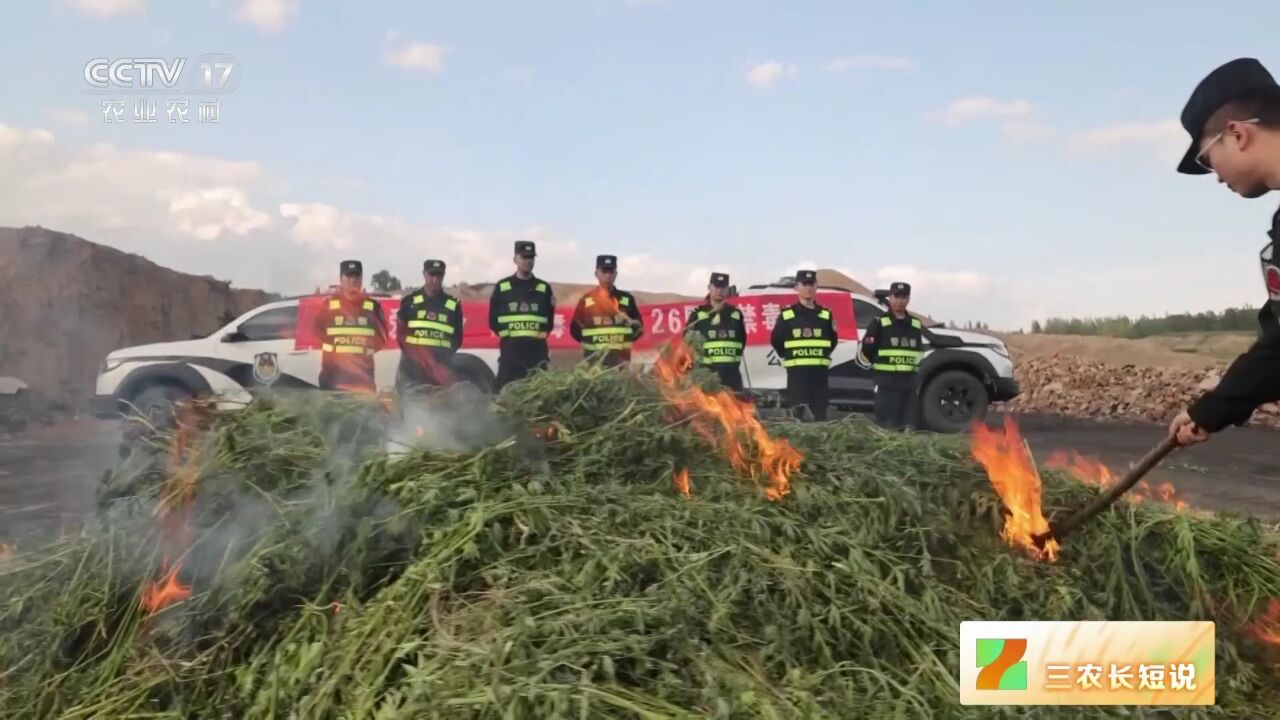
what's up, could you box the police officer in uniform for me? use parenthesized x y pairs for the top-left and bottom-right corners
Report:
(770, 269), (836, 421)
(314, 260), (388, 393)
(685, 272), (747, 392)
(489, 241), (556, 390)
(396, 259), (462, 392)
(1169, 58), (1280, 446)
(861, 282), (924, 430)
(571, 255), (643, 367)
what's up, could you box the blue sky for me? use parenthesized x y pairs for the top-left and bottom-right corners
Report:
(3, 0), (1280, 330)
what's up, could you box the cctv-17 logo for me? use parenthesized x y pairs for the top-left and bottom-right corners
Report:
(83, 54), (241, 94)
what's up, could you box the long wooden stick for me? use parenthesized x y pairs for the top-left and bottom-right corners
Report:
(1033, 435), (1179, 548)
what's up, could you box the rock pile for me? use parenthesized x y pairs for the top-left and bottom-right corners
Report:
(1002, 351), (1280, 429)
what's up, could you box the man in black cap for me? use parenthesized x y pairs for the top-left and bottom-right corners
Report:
(770, 269), (836, 421)
(684, 272), (747, 392)
(571, 254), (643, 367)
(313, 259), (388, 393)
(396, 259), (463, 393)
(1169, 57), (1280, 446)
(489, 241), (556, 390)
(860, 281), (925, 430)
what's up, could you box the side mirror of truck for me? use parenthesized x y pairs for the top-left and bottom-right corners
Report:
(221, 329), (249, 343)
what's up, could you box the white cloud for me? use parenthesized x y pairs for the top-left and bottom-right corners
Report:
(384, 41), (447, 74)
(616, 254), (726, 295)
(67, 0), (145, 17)
(163, 187), (273, 240)
(278, 204), (583, 290)
(1066, 120), (1185, 164)
(0, 123), (272, 242)
(0, 125), (56, 153)
(280, 203), (388, 252)
(234, 0), (300, 34)
(928, 96), (1057, 145)
(746, 61), (797, 88)
(45, 109), (91, 127)
(0, 122), (600, 295)
(869, 265), (991, 294)
(824, 55), (914, 73)
(929, 96), (1033, 127)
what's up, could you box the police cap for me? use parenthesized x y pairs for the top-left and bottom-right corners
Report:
(340, 259), (362, 276)
(1178, 58), (1280, 174)
(423, 259), (446, 275)
(889, 281), (911, 296)
(709, 272), (730, 287)
(514, 241), (537, 257)
(795, 269), (817, 284)
(596, 254), (618, 271)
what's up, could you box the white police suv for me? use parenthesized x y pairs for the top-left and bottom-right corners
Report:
(732, 278), (1018, 432)
(91, 295), (500, 420)
(93, 282), (1017, 434)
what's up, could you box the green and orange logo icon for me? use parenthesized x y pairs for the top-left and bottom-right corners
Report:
(976, 638), (1028, 690)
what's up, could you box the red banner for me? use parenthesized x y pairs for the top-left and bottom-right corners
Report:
(295, 292), (857, 351)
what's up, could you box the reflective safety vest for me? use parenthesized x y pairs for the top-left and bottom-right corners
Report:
(402, 292), (461, 349)
(872, 315), (924, 373)
(687, 304), (745, 365)
(493, 278), (555, 340)
(778, 306), (835, 368)
(321, 297), (382, 356)
(579, 293), (635, 352)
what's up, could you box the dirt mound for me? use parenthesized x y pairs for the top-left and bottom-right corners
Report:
(814, 269), (873, 295)
(0, 227), (276, 407)
(1003, 349), (1280, 429)
(1004, 332), (1254, 371)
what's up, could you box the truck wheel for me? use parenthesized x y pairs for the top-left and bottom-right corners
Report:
(129, 384), (193, 428)
(450, 354), (496, 394)
(919, 370), (988, 434)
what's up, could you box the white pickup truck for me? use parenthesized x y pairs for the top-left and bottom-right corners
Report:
(92, 283), (1018, 433)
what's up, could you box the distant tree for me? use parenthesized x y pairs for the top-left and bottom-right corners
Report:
(1036, 305), (1257, 337)
(1030, 320), (1042, 334)
(371, 270), (402, 292)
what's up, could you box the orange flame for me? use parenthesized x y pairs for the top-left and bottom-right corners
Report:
(585, 286), (623, 319)
(1044, 450), (1114, 487)
(0, 543), (14, 563)
(969, 417), (1059, 562)
(141, 559), (191, 615)
(415, 426), (425, 439)
(143, 404), (202, 618)
(1246, 599), (1280, 646)
(653, 336), (801, 501)
(673, 468), (691, 497)
(1046, 449), (1189, 511)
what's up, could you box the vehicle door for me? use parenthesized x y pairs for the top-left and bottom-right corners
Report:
(826, 298), (881, 407)
(740, 295), (792, 394)
(217, 304), (321, 389)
